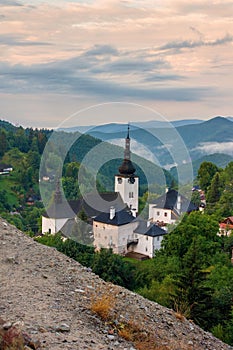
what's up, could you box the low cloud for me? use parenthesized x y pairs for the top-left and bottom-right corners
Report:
(193, 142), (233, 156)
(109, 138), (158, 164)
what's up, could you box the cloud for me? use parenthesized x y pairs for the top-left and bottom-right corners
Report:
(0, 34), (52, 46)
(84, 44), (119, 56)
(0, 0), (23, 6)
(159, 34), (233, 51)
(193, 142), (233, 156)
(109, 138), (157, 163)
(143, 73), (185, 82)
(0, 56), (212, 102)
(173, 0), (233, 17)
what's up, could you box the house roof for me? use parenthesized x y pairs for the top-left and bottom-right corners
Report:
(43, 200), (78, 219)
(134, 220), (167, 237)
(94, 207), (135, 226)
(220, 216), (233, 225)
(60, 218), (93, 245)
(0, 163), (12, 169)
(43, 191), (127, 220)
(150, 189), (197, 214)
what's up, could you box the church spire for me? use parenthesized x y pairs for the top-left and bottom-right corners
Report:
(124, 123), (131, 161)
(118, 124), (136, 175)
(54, 178), (63, 204)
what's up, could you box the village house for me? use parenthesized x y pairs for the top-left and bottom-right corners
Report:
(0, 163), (13, 175)
(219, 217), (233, 236)
(148, 188), (198, 228)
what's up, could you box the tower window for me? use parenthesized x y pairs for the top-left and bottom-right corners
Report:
(129, 192), (134, 198)
(117, 178), (122, 184)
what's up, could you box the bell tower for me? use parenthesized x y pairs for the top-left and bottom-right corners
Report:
(115, 124), (139, 217)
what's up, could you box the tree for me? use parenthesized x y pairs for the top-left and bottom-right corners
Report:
(198, 162), (219, 191)
(92, 248), (136, 290)
(205, 172), (223, 215)
(0, 129), (8, 157)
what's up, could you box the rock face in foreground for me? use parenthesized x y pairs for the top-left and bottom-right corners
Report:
(0, 218), (232, 350)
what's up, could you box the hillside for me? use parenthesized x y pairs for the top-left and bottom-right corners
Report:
(170, 153), (233, 183)
(0, 218), (232, 350)
(78, 116), (233, 169)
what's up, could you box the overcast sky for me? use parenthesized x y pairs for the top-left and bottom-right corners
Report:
(0, 0), (233, 128)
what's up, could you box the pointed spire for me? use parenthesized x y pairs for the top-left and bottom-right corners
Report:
(124, 123), (131, 161)
(54, 178), (62, 204)
(118, 124), (136, 175)
(126, 122), (130, 139)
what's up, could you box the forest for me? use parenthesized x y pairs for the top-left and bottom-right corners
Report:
(0, 120), (233, 345)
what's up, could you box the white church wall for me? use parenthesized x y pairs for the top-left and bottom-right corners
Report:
(93, 220), (138, 255)
(115, 176), (139, 216)
(42, 217), (68, 234)
(149, 205), (175, 225)
(130, 233), (154, 258)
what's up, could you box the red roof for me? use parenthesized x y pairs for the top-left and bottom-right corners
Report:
(220, 216), (233, 226)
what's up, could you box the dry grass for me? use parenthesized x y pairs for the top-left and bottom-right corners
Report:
(90, 289), (194, 350)
(174, 311), (185, 322)
(90, 292), (115, 321)
(0, 325), (24, 350)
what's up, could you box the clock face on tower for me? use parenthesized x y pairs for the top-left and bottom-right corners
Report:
(128, 176), (135, 184)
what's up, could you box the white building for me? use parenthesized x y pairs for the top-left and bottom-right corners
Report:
(149, 189), (198, 227)
(93, 208), (167, 258)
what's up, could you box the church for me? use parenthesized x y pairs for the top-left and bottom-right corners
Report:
(42, 126), (197, 259)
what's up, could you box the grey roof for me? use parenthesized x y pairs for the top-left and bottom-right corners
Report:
(0, 163), (12, 170)
(134, 220), (167, 237)
(94, 207), (135, 226)
(150, 189), (197, 214)
(43, 192), (127, 220)
(43, 199), (80, 219)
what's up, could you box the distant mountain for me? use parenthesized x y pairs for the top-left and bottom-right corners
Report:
(170, 153), (233, 184)
(58, 118), (204, 134)
(77, 116), (233, 171)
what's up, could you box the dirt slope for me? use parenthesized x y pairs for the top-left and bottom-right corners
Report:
(0, 218), (232, 350)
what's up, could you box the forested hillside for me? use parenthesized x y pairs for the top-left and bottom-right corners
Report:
(0, 119), (171, 231)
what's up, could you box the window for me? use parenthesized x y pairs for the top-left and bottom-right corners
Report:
(164, 212), (167, 217)
(157, 211), (160, 216)
(118, 178), (122, 184)
(157, 236), (160, 241)
(129, 192), (134, 198)
(146, 236), (148, 241)
(145, 247), (148, 252)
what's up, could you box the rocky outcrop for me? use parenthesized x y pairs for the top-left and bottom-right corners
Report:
(0, 218), (232, 350)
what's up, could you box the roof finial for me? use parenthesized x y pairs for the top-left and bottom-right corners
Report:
(127, 122), (130, 139)
(54, 178), (62, 204)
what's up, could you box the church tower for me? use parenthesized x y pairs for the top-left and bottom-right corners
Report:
(115, 125), (139, 217)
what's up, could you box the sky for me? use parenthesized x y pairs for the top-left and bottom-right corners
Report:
(0, 0), (233, 128)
